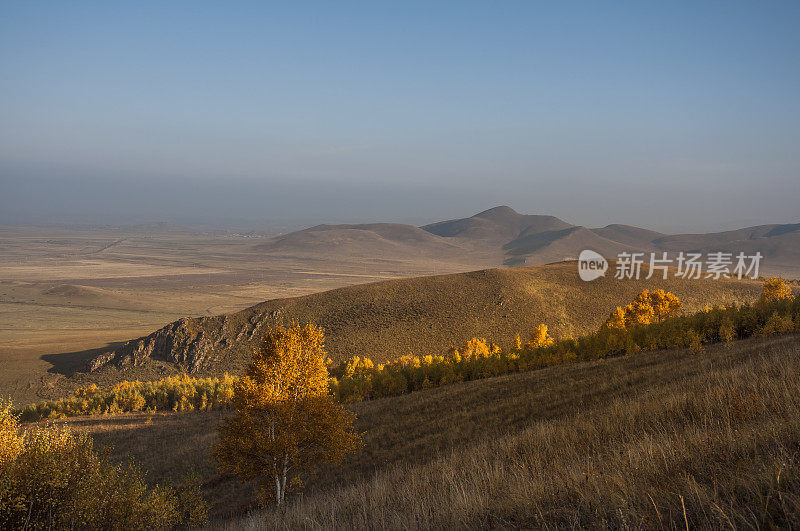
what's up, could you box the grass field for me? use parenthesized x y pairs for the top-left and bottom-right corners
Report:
(52, 333), (800, 526)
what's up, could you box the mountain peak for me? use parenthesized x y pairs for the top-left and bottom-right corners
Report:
(472, 205), (520, 220)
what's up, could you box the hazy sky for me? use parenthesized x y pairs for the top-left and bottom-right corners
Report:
(1, 1), (799, 232)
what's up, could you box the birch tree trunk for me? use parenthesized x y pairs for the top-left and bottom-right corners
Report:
(274, 456), (290, 506)
(274, 475), (282, 506)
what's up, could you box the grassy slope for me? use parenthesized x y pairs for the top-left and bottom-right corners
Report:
(82, 261), (762, 391)
(57, 333), (800, 525)
(243, 333), (800, 529)
(188, 261), (764, 364)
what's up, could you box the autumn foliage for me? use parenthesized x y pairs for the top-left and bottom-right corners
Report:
(0, 399), (207, 528)
(18, 374), (236, 422)
(610, 288), (682, 327)
(758, 277), (793, 306)
(213, 323), (361, 506)
(527, 324), (555, 348)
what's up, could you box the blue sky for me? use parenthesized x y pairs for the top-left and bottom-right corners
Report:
(1, 1), (799, 230)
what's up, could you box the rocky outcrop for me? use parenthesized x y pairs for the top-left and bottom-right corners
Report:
(86, 310), (281, 373)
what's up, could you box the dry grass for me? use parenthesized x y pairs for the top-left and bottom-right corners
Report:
(239, 261), (762, 362)
(55, 333), (800, 526)
(233, 333), (800, 529)
(2, 221), (794, 405)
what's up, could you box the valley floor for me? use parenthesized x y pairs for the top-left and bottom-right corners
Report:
(54, 333), (800, 527)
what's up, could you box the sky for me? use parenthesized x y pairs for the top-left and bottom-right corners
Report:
(1, 1), (799, 232)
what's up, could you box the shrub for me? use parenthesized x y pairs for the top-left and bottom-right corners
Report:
(526, 324), (554, 348)
(0, 399), (207, 528)
(758, 277), (793, 306)
(757, 311), (795, 337)
(718, 316), (736, 343)
(685, 329), (704, 354)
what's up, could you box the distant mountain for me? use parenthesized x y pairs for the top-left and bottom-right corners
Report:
(249, 206), (800, 276)
(254, 223), (466, 259)
(651, 225), (800, 277)
(423, 206), (572, 244)
(591, 224), (666, 248)
(503, 226), (642, 265)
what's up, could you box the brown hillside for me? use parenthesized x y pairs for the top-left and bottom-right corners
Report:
(83, 261), (761, 383)
(503, 226), (650, 263)
(656, 226), (800, 274)
(590, 223), (665, 247)
(60, 334), (800, 522)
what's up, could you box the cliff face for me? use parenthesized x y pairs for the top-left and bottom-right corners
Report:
(87, 310), (281, 373)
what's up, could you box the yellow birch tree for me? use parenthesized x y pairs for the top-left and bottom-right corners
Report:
(758, 277), (793, 306)
(213, 323), (361, 506)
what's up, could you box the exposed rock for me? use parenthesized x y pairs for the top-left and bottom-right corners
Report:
(86, 315), (258, 373)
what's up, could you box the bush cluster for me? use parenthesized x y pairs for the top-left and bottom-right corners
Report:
(591, 281), (798, 356)
(20, 374), (236, 422)
(1, 400), (208, 529)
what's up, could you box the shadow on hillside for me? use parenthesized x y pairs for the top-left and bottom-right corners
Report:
(41, 341), (126, 377)
(503, 256), (527, 266)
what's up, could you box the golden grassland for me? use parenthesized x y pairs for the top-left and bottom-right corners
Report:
(4, 225), (799, 527)
(3, 223), (797, 406)
(50, 333), (800, 524)
(179, 261), (765, 368)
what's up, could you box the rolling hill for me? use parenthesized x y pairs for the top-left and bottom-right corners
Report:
(423, 206), (572, 244)
(251, 205), (800, 275)
(254, 223), (472, 261)
(80, 261), (762, 383)
(50, 205), (798, 389)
